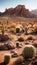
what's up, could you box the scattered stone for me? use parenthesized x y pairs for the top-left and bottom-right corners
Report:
(5, 44), (15, 50)
(10, 50), (15, 53)
(25, 42), (29, 45)
(0, 34), (9, 42)
(19, 45), (22, 48)
(0, 45), (8, 50)
(32, 60), (37, 65)
(32, 43), (37, 48)
(11, 52), (18, 58)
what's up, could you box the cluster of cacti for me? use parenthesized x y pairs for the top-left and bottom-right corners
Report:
(4, 54), (11, 64)
(22, 45), (36, 59)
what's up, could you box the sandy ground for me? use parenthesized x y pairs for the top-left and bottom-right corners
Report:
(0, 17), (37, 65)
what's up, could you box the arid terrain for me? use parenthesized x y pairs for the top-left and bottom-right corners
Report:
(0, 16), (37, 65)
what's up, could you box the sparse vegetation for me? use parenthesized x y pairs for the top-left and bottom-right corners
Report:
(0, 17), (37, 65)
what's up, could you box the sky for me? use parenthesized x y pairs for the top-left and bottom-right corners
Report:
(0, 0), (37, 12)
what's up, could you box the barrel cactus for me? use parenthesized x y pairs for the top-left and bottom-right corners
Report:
(16, 27), (20, 33)
(16, 42), (19, 48)
(4, 54), (11, 64)
(22, 45), (36, 59)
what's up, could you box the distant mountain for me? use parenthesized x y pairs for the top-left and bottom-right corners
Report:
(0, 5), (36, 18)
(31, 9), (37, 16)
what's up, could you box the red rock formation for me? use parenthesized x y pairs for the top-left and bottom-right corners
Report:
(0, 5), (36, 18)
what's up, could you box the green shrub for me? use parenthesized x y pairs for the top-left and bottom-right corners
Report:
(16, 28), (20, 33)
(4, 54), (11, 64)
(18, 37), (24, 42)
(16, 42), (19, 48)
(22, 45), (36, 59)
(17, 56), (24, 62)
(14, 56), (24, 65)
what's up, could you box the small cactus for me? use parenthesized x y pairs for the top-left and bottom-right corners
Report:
(16, 27), (20, 33)
(16, 42), (19, 48)
(1, 24), (5, 35)
(25, 27), (28, 35)
(22, 45), (36, 59)
(4, 54), (11, 64)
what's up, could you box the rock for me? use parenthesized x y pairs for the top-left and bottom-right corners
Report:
(35, 55), (37, 58)
(0, 34), (9, 42)
(0, 45), (8, 50)
(32, 60), (37, 65)
(5, 44), (15, 50)
(25, 42), (29, 45)
(10, 50), (15, 53)
(11, 52), (18, 58)
(32, 57), (37, 65)
(19, 45), (22, 48)
(32, 43), (37, 48)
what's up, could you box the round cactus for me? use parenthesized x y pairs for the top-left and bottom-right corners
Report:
(4, 54), (11, 64)
(16, 27), (20, 33)
(17, 56), (24, 62)
(16, 42), (19, 48)
(22, 45), (36, 59)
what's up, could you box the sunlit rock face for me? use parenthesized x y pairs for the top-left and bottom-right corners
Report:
(0, 5), (35, 18)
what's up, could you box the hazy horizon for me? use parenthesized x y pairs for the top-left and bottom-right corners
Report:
(0, 0), (37, 12)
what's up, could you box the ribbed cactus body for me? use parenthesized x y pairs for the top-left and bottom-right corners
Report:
(4, 54), (11, 64)
(22, 45), (36, 59)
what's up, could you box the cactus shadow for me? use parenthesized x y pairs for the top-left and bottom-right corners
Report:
(0, 62), (7, 65)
